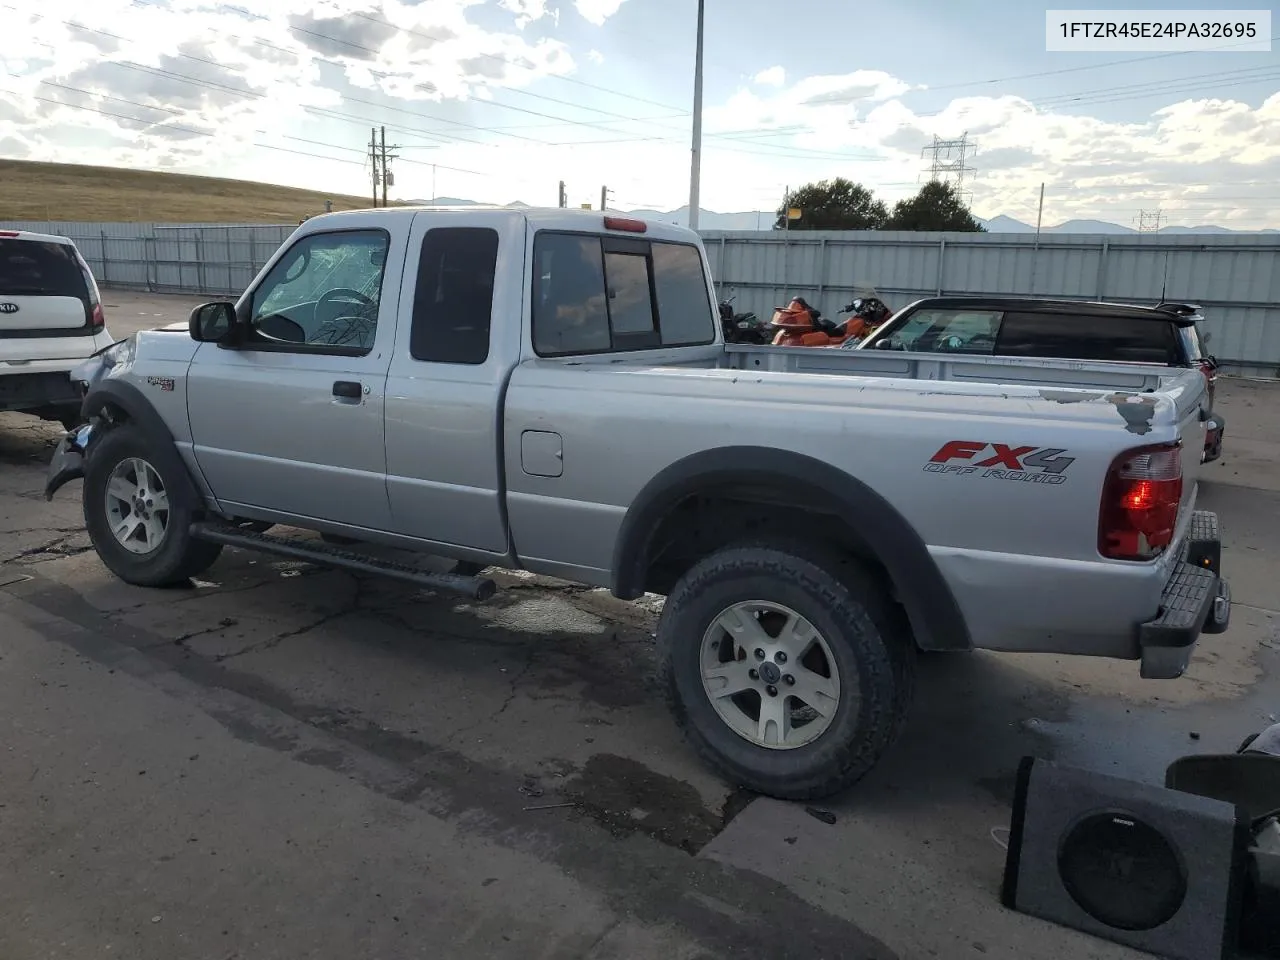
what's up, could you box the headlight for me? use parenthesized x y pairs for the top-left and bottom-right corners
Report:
(100, 336), (136, 370)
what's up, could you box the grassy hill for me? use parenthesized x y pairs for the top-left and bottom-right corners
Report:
(0, 159), (385, 223)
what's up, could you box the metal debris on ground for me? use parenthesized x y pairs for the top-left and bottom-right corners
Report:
(805, 807), (837, 825)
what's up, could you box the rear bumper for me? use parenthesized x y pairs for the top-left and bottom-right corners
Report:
(0, 369), (82, 412)
(1139, 510), (1230, 679)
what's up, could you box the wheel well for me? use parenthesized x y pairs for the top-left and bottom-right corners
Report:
(640, 484), (895, 601)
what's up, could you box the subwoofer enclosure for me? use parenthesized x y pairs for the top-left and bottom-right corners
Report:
(1001, 757), (1249, 960)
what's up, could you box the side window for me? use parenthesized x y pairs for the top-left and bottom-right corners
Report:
(532, 233), (611, 356)
(885, 309), (1001, 353)
(410, 227), (498, 364)
(532, 233), (715, 356)
(248, 229), (389, 353)
(996, 312), (1174, 364)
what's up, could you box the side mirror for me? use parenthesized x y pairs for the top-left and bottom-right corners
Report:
(189, 302), (236, 342)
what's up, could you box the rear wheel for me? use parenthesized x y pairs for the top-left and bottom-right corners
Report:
(83, 425), (222, 587)
(657, 540), (915, 800)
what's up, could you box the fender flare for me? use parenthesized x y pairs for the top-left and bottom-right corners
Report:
(610, 446), (972, 652)
(81, 379), (203, 511)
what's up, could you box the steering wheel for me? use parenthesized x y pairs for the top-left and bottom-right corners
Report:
(318, 287), (375, 313)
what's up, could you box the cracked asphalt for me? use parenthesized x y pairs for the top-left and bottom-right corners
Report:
(2, 293), (1279, 960)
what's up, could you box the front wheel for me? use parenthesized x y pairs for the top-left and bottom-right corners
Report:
(83, 425), (222, 587)
(657, 540), (915, 800)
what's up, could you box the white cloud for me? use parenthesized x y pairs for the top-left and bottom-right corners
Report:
(3, 1), (1280, 228)
(753, 66), (785, 87)
(500, 0), (551, 28)
(574, 0), (628, 27)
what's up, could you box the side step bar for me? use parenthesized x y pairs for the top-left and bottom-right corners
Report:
(189, 522), (497, 601)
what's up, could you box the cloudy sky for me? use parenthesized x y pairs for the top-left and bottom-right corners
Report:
(1, 0), (1278, 227)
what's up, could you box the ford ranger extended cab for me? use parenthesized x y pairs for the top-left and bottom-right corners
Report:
(45, 207), (1231, 800)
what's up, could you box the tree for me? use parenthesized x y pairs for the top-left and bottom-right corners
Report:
(884, 180), (985, 232)
(774, 178), (888, 231)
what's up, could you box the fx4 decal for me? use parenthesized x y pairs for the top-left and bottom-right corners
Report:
(924, 440), (1075, 485)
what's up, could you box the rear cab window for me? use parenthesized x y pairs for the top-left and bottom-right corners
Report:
(995, 312), (1176, 364)
(880, 309), (1002, 355)
(0, 237), (95, 332)
(531, 232), (715, 356)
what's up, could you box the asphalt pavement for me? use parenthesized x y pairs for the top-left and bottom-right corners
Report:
(1, 292), (1277, 960)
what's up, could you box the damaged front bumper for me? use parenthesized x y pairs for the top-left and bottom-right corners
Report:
(44, 422), (95, 501)
(1138, 510), (1231, 679)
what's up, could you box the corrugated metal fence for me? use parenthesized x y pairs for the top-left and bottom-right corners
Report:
(4, 220), (1278, 375)
(702, 229), (1280, 377)
(0, 220), (295, 299)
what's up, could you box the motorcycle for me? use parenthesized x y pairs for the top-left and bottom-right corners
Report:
(769, 288), (892, 348)
(718, 296), (771, 345)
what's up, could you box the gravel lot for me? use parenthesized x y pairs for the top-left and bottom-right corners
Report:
(2, 292), (1277, 960)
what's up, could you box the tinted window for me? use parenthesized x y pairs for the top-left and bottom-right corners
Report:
(603, 251), (655, 335)
(651, 242), (715, 346)
(996, 312), (1174, 364)
(249, 230), (389, 353)
(0, 239), (90, 304)
(533, 233), (611, 355)
(532, 232), (715, 356)
(411, 227), (498, 364)
(881, 309), (1002, 354)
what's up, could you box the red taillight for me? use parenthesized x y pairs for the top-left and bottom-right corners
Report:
(0, 230), (18, 237)
(603, 216), (646, 233)
(90, 302), (105, 332)
(1099, 444), (1183, 561)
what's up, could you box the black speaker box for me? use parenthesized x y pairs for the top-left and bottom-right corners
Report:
(1001, 757), (1250, 960)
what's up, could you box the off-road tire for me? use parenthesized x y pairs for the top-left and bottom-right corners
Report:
(83, 425), (222, 587)
(657, 539), (916, 800)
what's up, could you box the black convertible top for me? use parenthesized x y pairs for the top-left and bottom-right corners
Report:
(899, 296), (1202, 327)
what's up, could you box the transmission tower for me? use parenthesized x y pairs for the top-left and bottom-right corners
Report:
(1135, 209), (1166, 233)
(921, 132), (977, 206)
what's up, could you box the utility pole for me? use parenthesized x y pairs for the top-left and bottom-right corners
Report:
(369, 127), (379, 207)
(1029, 183), (1046, 295)
(379, 126), (389, 208)
(558, 181), (567, 208)
(687, 0), (705, 230)
(600, 186), (613, 211)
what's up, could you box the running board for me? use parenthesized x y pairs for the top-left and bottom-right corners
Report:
(189, 522), (497, 601)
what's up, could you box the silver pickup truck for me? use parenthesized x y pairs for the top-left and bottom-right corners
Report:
(45, 207), (1231, 800)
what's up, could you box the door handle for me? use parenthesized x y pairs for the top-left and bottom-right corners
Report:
(332, 380), (362, 399)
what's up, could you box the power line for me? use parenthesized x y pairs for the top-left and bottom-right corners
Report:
(921, 34), (1280, 93)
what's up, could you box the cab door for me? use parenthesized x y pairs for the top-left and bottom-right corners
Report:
(186, 221), (404, 532)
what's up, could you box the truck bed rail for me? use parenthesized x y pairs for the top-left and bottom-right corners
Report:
(722, 344), (1173, 392)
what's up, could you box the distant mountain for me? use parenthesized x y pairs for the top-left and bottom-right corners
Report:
(976, 214), (1277, 235)
(399, 195), (1275, 234)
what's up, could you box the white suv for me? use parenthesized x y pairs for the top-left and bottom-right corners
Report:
(0, 230), (114, 428)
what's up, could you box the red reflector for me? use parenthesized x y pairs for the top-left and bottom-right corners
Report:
(603, 216), (646, 233)
(0, 230), (19, 237)
(1099, 444), (1183, 561)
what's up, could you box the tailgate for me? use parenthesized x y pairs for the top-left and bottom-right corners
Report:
(0, 237), (91, 335)
(0, 294), (87, 332)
